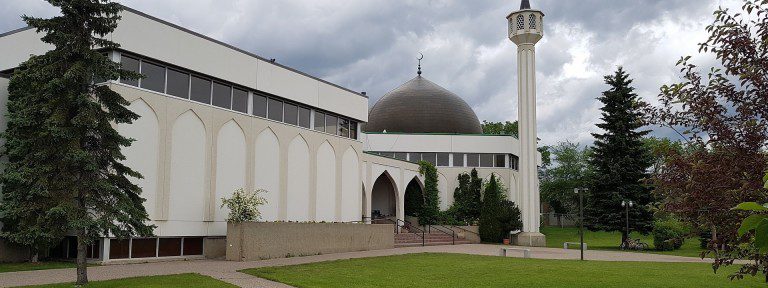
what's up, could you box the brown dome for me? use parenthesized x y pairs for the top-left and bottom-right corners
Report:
(364, 75), (482, 134)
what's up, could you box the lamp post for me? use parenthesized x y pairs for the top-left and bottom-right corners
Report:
(621, 200), (635, 242)
(574, 188), (588, 261)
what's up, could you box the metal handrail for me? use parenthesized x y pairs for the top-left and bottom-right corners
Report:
(427, 224), (456, 245)
(448, 225), (480, 237)
(397, 219), (425, 246)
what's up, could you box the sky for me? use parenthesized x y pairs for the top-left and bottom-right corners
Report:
(0, 0), (744, 147)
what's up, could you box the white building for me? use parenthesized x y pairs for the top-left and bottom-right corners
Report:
(0, 1), (544, 261)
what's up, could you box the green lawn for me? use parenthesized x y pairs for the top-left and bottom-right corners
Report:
(25, 273), (237, 288)
(243, 253), (761, 287)
(542, 226), (705, 258)
(0, 261), (78, 273)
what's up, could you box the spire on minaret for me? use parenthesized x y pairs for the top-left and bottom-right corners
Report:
(520, 0), (531, 10)
(417, 52), (424, 75)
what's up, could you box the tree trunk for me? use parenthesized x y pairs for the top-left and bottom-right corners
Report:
(76, 229), (88, 285)
(621, 230), (628, 244)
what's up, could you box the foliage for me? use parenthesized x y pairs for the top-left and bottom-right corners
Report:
(498, 200), (523, 237)
(540, 141), (591, 221)
(404, 180), (423, 217)
(0, 1), (152, 284)
(479, 174), (512, 242)
(449, 169), (482, 224)
(584, 67), (654, 243)
(481, 120), (552, 167)
(652, 218), (690, 251)
(221, 188), (268, 223)
(642, 0), (768, 255)
(417, 161), (440, 226)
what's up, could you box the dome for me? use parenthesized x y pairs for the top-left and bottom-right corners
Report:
(365, 75), (483, 134)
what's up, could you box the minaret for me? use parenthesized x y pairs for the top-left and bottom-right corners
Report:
(507, 0), (545, 246)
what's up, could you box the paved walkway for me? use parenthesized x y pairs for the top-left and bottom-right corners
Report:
(0, 244), (713, 287)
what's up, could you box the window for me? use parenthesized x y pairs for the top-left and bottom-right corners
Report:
(517, 15), (525, 31)
(422, 153), (437, 165)
(325, 115), (337, 135)
(437, 153), (450, 166)
(268, 98), (283, 121)
(495, 154), (506, 168)
(190, 75), (211, 104)
(380, 152), (395, 158)
(120, 56), (139, 86)
(131, 238), (157, 258)
(467, 153), (479, 167)
(529, 14), (536, 29)
(253, 94), (267, 117)
(211, 82), (232, 109)
(314, 111), (325, 132)
(480, 154), (494, 167)
(298, 107), (311, 128)
(284, 103), (298, 125)
(409, 153), (421, 163)
(140, 61), (165, 93)
(453, 153), (465, 167)
(232, 88), (248, 113)
(109, 239), (130, 259)
(510, 155), (519, 170)
(158, 238), (182, 257)
(166, 69), (189, 98)
(394, 152), (407, 161)
(338, 118), (350, 137)
(350, 121), (358, 140)
(182, 237), (203, 256)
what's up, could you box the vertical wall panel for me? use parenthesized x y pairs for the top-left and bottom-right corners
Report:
(286, 135), (310, 221)
(168, 111), (206, 222)
(118, 99), (159, 219)
(214, 121), (246, 222)
(315, 142), (336, 222)
(341, 148), (361, 222)
(254, 128), (280, 221)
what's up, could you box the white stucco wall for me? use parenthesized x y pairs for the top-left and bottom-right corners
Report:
(315, 141), (336, 222)
(254, 128), (280, 221)
(118, 100), (160, 219)
(213, 121), (247, 228)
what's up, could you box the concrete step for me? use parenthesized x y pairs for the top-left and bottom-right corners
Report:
(394, 240), (473, 248)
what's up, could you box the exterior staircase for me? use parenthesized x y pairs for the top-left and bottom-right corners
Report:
(394, 229), (472, 248)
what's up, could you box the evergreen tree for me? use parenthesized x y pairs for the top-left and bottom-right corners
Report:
(479, 174), (504, 242)
(418, 161), (440, 225)
(0, 1), (153, 284)
(404, 181), (423, 217)
(585, 67), (654, 244)
(450, 169), (483, 224)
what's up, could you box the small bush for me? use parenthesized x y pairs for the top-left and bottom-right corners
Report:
(652, 218), (689, 251)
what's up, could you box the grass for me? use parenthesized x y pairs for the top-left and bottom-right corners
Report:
(24, 273), (237, 288)
(541, 226), (705, 258)
(0, 261), (78, 273)
(243, 253), (762, 288)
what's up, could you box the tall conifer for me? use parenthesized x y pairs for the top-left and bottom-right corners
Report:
(0, 1), (152, 284)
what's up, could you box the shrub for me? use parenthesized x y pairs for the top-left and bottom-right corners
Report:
(479, 174), (507, 242)
(221, 188), (268, 223)
(652, 218), (689, 251)
(418, 161), (440, 226)
(498, 200), (523, 237)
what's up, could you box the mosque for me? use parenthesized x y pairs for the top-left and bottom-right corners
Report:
(0, 1), (544, 261)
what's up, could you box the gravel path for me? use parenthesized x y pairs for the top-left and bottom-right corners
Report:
(0, 244), (713, 287)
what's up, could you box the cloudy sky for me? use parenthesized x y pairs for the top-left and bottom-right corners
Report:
(0, 0), (742, 146)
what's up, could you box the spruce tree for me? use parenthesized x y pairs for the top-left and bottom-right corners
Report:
(479, 174), (504, 242)
(417, 161), (440, 225)
(0, 1), (153, 284)
(584, 67), (654, 244)
(450, 168), (483, 224)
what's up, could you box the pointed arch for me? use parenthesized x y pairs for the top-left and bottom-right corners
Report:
(254, 127), (280, 221)
(315, 141), (337, 222)
(286, 135), (310, 221)
(118, 99), (159, 219)
(214, 120), (247, 222)
(437, 172), (450, 210)
(370, 170), (399, 220)
(168, 110), (206, 222)
(341, 146), (361, 222)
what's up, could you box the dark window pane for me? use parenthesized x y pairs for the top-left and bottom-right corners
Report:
(325, 115), (337, 135)
(253, 94), (267, 117)
(87, 240), (100, 259)
(109, 239), (130, 259)
(338, 118), (350, 137)
(314, 111), (325, 132)
(232, 88), (248, 113)
(120, 56), (139, 86)
(131, 238), (157, 258)
(437, 153), (450, 166)
(409, 153), (421, 163)
(140, 61), (165, 93)
(422, 153), (437, 165)
(158, 238), (182, 257)
(212, 82), (232, 109)
(510, 155), (519, 170)
(467, 153), (479, 167)
(268, 98), (283, 121)
(394, 152), (407, 161)
(495, 154), (506, 168)
(480, 154), (494, 167)
(298, 107), (311, 128)
(183, 237), (203, 255)
(284, 103), (298, 125)
(453, 153), (465, 167)
(381, 152), (395, 158)
(166, 69), (189, 98)
(350, 121), (358, 139)
(190, 76), (211, 104)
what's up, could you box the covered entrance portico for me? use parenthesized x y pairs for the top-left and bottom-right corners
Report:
(361, 154), (423, 225)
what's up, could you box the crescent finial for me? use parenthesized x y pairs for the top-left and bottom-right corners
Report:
(417, 53), (423, 75)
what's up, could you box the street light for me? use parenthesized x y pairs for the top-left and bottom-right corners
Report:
(574, 188), (588, 261)
(621, 200), (635, 243)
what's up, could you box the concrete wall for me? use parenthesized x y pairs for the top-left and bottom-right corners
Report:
(204, 237), (227, 259)
(227, 222), (394, 261)
(0, 239), (29, 263)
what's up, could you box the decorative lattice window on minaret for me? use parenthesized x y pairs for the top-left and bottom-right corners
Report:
(516, 15), (525, 31)
(529, 14), (536, 29)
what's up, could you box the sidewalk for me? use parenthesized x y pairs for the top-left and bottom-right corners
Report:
(0, 244), (713, 287)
